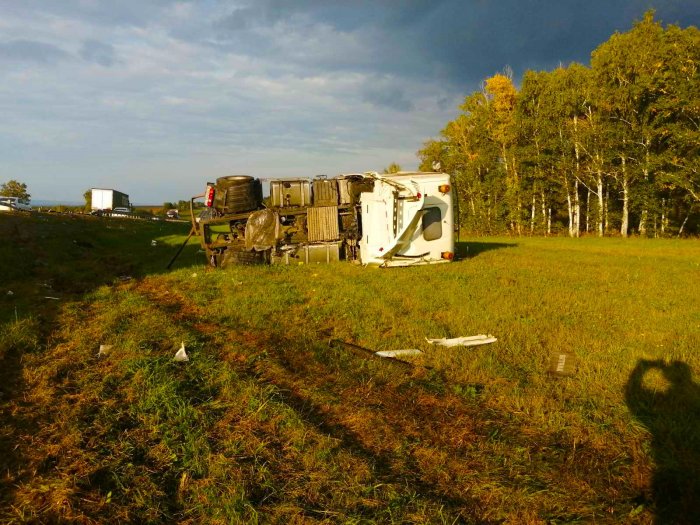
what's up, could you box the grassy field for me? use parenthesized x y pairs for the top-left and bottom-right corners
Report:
(1, 213), (699, 524)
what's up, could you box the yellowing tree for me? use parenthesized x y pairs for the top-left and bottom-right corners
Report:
(382, 162), (402, 174)
(483, 74), (521, 233)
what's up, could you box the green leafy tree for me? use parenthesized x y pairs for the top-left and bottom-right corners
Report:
(592, 11), (687, 236)
(382, 162), (402, 174)
(417, 139), (447, 172)
(517, 69), (557, 234)
(161, 201), (177, 215)
(83, 189), (92, 212)
(1, 180), (30, 200)
(653, 21), (700, 234)
(550, 64), (595, 237)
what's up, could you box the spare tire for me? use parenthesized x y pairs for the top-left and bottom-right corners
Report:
(215, 175), (262, 214)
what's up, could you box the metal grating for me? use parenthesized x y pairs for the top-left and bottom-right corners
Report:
(307, 206), (340, 242)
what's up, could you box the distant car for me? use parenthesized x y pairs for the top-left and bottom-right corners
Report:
(112, 207), (131, 214)
(0, 196), (32, 212)
(166, 209), (179, 219)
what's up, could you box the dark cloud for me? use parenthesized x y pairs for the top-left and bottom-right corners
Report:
(0, 39), (71, 64)
(80, 39), (117, 67)
(361, 81), (414, 112)
(217, 0), (445, 33)
(210, 0), (700, 89)
(437, 97), (451, 111)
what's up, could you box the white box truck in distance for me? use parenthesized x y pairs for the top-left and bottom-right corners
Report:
(91, 189), (130, 212)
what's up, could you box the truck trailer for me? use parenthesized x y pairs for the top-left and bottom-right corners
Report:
(91, 188), (130, 212)
(190, 171), (454, 268)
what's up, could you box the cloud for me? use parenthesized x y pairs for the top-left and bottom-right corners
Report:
(80, 39), (117, 66)
(361, 79), (414, 112)
(1, 0), (699, 203)
(0, 39), (71, 64)
(208, 0), (700, 87)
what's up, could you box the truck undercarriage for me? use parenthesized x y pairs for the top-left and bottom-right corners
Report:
(190, 172), (454, 268)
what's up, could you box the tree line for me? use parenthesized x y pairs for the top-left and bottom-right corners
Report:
(417, 12), (699, 237)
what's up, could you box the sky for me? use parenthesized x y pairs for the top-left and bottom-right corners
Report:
(1, 1), (698, 204)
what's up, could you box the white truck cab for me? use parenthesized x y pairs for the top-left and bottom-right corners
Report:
(359, 172), (454, 266)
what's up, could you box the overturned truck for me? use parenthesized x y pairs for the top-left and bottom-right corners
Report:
(190, 171), (454, 267)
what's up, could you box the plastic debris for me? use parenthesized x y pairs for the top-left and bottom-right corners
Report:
(97, 344), (113, 358)
(329, 339), (413, 368)
(375, 349), (423, 358)
(44, 296), (60, 300)
(173, 342), (189, 362)
(548, 351), (576, 377)
(245, 209), (280, 251)
(117, 275), (132, 282)
(6, 290), (13, 296)
(426, 335), (497, 347)
(151, 240), (158, 246)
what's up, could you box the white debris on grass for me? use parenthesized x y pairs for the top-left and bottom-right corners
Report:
(174, 342), (189, 362)
(97, 344), (113, 358)
(375, 349), (423, 358)
(426, 335), (497, 347)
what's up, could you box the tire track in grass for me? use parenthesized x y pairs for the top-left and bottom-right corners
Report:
(133, 279), (493, 522)
(134, 277), (640, 523)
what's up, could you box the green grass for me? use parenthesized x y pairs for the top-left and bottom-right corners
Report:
(1, 213), (699, 523)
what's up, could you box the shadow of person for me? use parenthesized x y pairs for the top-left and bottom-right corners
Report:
(625, 359), (700, 524)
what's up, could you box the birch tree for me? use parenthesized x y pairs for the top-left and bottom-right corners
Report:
(592, 12), (670, 236)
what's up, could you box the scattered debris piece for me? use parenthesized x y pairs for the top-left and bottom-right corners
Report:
(6, 290), (13, 296)
(174, 342), (189, 362)
(151, 240), (158, 246)
(44, 296), (60, 300)
(330, 339), (413, 368)
(548, 351), (576, 377)
(375, 349), (423, 358)
(97, 344), (113, 358)
(426, 335), (497, 347)
(117, 275), (133, 282)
